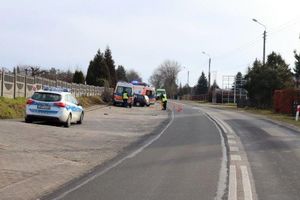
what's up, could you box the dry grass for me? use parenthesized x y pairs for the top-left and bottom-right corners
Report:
(0, 97), (26, 119)
(0, 96), (106, 119)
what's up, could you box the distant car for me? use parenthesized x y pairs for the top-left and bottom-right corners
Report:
(133, 94), (150, 107)
(25, 87), (84, 127)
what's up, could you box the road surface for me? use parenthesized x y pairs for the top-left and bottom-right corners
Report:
(46, 102), (300, 200)
(46, 102), (225, 200)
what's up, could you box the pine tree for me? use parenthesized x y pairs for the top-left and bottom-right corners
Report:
(232, 72), (243, 90)
(294, 50), (300, 87)
(196, 72), (208, 95)
(86, 49), (111, 87)
(73, 70), (85, 84)
(116, 65), (127, 82)
(244, 52), (293, 108)
(104, 47), (116, 87)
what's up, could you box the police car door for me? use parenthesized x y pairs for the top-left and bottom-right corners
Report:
(69, 94), (81, 121)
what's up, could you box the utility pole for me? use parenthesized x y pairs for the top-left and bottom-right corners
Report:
(208, 58), (211, 88)
(263, 30), (266, 65)
(253, 18), (267, 65)
(187, 70), (190, 86)
(202, 51), (211, 88)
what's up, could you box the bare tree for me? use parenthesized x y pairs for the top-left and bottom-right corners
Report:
(16, 65), (45, 76)
(149, 60), (181, 98)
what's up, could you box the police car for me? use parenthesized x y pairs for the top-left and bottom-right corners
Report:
(25, 86), (84, 127)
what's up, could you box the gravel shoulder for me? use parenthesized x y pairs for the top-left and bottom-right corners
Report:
(0, 103), (168, 200)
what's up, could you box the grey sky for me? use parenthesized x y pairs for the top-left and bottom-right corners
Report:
(1, 0), (300, 87)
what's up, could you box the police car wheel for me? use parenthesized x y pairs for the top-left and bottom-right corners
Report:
(77, 112), (84, 124)
(64, 114), (71, 128)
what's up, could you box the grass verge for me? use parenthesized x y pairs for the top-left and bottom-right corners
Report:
(192, 101), (300, 128)
(0, 97), (26, 119)
(242, 108), (300, 128)
(0, 96), (105, 119)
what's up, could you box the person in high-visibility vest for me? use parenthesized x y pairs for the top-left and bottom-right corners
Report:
(122, 91), (129, 107)
(161, 94), (167, 110)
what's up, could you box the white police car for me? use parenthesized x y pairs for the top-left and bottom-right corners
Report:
(25, 86), (84, 127)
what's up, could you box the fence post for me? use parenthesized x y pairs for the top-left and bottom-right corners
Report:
(13, 68), (16, 99)
(1, 68), (4, 97)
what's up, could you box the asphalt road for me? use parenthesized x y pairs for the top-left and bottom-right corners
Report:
(198, 104), (300, 200)
(49, 102), (224, 200)
(47, 102), (300, 200)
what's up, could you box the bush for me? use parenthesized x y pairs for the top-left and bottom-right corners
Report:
(0, 97), (26, 119)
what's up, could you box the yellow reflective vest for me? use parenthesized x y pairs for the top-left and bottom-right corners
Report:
(123, 92), (129, 100)
(162, 94), (167, 102)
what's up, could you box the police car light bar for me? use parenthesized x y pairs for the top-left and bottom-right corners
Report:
(42, 85), (71, 92)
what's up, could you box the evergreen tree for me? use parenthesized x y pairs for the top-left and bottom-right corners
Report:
(73, 70), (85, 84)
(104, 47), (116, 87)
(244, 52), (293, 108)
(294, 50), (300, 87)
(196, 72), (208, 95)
(211, 80), (219, 90)
(86, 49), (111, 87)
(232, 72), (243, 90)
(116, 65), (127, 82)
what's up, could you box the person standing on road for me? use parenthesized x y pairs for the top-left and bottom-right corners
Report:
(161, 94), (167, 110)
(122, 90), (129, 108)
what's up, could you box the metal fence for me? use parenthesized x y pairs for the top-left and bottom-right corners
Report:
(0, 69), (110, 98)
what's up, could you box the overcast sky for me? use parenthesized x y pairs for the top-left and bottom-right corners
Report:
(1, 0), (300, 87)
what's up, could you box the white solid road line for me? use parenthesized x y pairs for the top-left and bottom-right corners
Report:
(51, 111), (175, 200)
(228, 165), (237, 200)
(204, 113), (227, 200)
(241, 166), (253, 200)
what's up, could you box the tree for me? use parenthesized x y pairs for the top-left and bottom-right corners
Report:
(195, 71), (208, 95)
(149, 60), (181, 98)
(86, 49), (111, 86)
(116, 65), (127, 82)
(104, 47), (117, 87)
(294, 50), (300, 87)
(244, 52), (293, 108)
(126, 69), (142, 82)
(73, 70), (85, 84)
(210, 80), (220, 90)
(149, 71), (163, 89)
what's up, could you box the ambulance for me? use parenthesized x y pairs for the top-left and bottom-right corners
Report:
(131, 81), (156, 105)
(113, 82), (134, 107)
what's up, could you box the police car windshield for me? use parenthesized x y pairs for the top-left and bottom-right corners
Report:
(31, 92), (62, 102)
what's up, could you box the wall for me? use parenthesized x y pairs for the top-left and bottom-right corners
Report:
(0, 70), (110, 98)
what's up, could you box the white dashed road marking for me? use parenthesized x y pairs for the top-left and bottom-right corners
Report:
(230, 146), (239, 152)
(228, 139), (237, 144)
(227, 135), (235, 139)
(231, 155), (242, 161)
(241, 166), (253, 200)
(228, 165), (237, 200)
